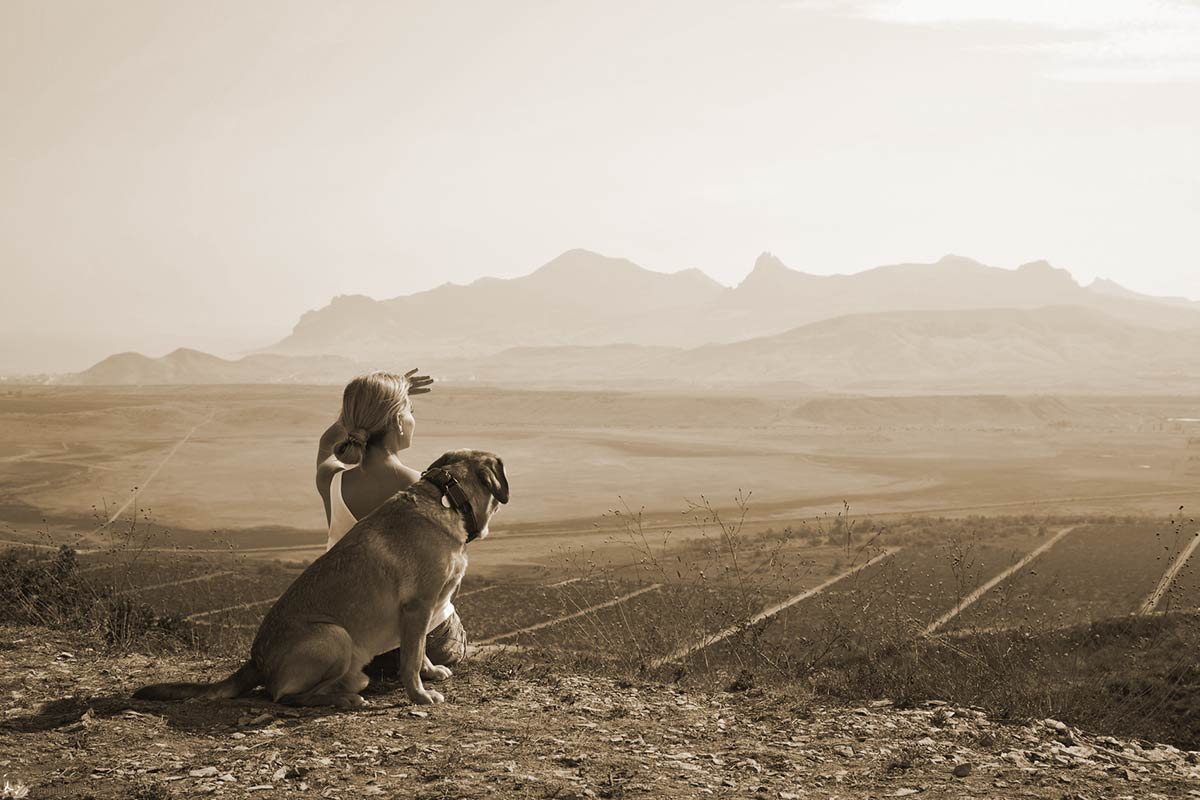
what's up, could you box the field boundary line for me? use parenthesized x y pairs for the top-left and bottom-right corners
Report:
(546, 576), (587, 588)
(93, 408), (215, 533)
(457, 584), (501, 599)
(185, 596), (278, 621)
(192, 620), (258, 630)
(938, 608), (1200, 640)
(0, 539), (64, 551)
(924, 525), (1078, 637)
(110, 571), (235, 597)
(475, 584), (663, 645)
(650, 546), (901, 668)
(1139, 530), (1200, 615)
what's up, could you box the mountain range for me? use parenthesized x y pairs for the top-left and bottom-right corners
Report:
(68, 349), (360, 386)
(66, 250), (1200, 392)
(266, 249), (1200, 359)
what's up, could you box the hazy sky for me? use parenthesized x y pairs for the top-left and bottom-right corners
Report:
(2, 0), (1198, 372)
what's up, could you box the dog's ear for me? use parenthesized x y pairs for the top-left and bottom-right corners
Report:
(479, 456), (509, 504)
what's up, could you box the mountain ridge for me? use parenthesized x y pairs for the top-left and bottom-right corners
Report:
(264, 250), (1200, 364)
(66, 303), (1200, 393)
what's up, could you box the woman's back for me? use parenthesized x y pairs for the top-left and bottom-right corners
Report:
(324, 463), (421, 548)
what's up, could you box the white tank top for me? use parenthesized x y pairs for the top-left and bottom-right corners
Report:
(327, 467), (455, 632)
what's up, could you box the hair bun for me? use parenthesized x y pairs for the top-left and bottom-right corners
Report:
(348, 428), (370, 446)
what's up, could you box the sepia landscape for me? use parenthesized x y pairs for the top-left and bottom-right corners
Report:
(4, 250), (1200, 797)
(4, 1), (1200, 798)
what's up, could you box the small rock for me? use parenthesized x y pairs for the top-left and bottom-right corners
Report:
(409, 710), (429, 718)
(189, 767), (219, 778)
(952, 762), (973, 778)
(833, 745), (854, 758)
(893, 790), (920, 797)
(1043, 718), (1068, 734)
(60, 708), (96, 733)
(1064, 745), (1095, 760)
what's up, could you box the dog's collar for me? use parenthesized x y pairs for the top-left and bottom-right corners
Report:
(421, 468), (482, 542)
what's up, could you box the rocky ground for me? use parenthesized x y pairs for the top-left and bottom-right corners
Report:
(1, 626), (1198, 799)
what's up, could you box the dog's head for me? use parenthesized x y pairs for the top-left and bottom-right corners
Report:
(423, 449), (509, 540)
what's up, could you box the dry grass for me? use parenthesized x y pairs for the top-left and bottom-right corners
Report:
(3, 502), (1198, 750)
(538, 504), (1200, 749)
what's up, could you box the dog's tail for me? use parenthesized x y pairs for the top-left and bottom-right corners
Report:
(133, 659), (262, 702)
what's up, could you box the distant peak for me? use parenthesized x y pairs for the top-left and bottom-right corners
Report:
(737, 251), (802, 291)
(1016, 259), (1079, 287)
(935, 254), (984, 268)
(753, 251), (790, 273)
(533, 249), (613, 274)
(669, 267), (725, 288)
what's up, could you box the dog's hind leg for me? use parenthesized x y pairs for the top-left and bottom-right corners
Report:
(278, 669), (370, 708)
(267, 624), (369, 708)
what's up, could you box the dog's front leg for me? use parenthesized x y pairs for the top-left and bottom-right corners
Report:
(421, 654), (452, 682)
(399, 607), (443, 705)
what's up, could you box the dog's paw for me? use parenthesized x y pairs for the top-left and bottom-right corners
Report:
(332, 693), (367, 709)
(409, 688), (445, 705)
(421, 664), (453, 682)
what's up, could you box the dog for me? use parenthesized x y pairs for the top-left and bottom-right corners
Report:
(133, 449), (508, 707)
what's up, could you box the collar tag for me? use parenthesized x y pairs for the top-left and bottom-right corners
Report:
(423, 467), (481, 542)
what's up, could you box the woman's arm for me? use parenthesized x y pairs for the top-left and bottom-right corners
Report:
(315, 418), (346, 490)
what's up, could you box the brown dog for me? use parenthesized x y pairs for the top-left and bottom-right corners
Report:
(134, 449), (508, 707)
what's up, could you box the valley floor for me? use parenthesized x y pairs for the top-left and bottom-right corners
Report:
(2, 626), (1197, 800)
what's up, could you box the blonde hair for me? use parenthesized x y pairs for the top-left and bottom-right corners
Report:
(334, 371), (412, 462)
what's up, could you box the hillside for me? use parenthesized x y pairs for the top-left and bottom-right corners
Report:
(437, 305), (1200, 393)
(67, 304), (1200, 392)
(264, 250), (1200, 361)
(2, 625), (1197, 799)
(66, 248), (1200, 391)
(65, 348), (364, 386)
(664, 305), (1200, 392)
(269, 249), (726, 361)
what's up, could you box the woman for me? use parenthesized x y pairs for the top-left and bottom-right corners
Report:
(315, 368), (466, 670)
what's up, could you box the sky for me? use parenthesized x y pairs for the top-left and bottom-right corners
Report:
(2, 0), (1198, 373)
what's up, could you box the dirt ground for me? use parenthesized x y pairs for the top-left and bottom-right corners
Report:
(1, 626), (1197, 799)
